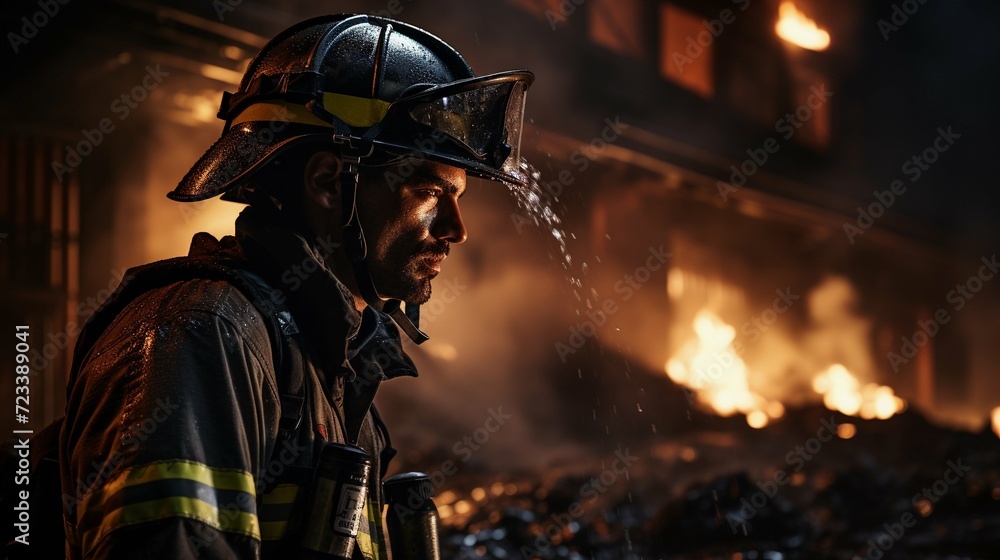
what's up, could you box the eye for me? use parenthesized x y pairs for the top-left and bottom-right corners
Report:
(416, 188), (442, 200)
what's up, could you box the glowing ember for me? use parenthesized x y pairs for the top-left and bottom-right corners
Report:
(837, 423), (856, 439)
(992, 406), (1000, 439)
(813, 364), (905, 420)
(776, 2), (831, 51)
(666, 310), (783, 428)
(437, 490), (458, 505)
(746, 410), (768, 429)
(453, 500), (473, 515)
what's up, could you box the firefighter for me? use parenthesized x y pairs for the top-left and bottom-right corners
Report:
(57, 13), (533, 559)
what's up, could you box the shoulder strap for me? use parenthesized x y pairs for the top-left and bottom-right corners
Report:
(369, 404), (397, 480)
(233, 269), (307, 469)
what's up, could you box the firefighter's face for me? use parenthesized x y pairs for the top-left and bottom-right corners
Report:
(356, 159), (468, 305)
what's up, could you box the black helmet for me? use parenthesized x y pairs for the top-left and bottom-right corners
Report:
(168, 14), (534, 344)
(168, 13), (534, 203)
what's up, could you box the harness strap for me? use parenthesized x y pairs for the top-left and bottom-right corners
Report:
(369, 405), (397, 480)
(236, 269), (306, 464)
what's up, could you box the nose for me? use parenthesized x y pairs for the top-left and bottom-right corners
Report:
(431, 196), (468, 244)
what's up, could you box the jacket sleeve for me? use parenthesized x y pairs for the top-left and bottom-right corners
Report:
(60, 282), (281, 559)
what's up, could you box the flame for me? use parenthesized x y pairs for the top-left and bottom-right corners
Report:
(666, 310), (783, 428)
(812, 364), (905, 420)
(992, 406), (1000, 439)
(776, 2), (831, 51)
(667, 309), (909, 426)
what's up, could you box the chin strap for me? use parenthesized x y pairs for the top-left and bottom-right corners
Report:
(339, 151), (429, 345)
(308, 95), (429, 345)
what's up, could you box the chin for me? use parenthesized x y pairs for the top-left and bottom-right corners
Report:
(382, 276), (432, 306)
(403, 286), (433, 306)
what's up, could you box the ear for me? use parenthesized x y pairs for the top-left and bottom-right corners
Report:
(302, 150), (343, 210)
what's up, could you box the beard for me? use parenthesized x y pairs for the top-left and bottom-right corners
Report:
(369, 237), (449, 305)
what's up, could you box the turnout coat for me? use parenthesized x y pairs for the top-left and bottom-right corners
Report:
(59, 206), (417, 559)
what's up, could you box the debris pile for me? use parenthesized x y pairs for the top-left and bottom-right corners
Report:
(395, 406), (1000, 559)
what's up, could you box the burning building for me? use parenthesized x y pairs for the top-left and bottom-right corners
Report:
(1, 0), (998, 558)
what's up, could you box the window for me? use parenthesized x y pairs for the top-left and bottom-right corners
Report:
(719, 39), (783, 127)
(659, 3), (714, 98)
(506, 0), (569, 26)
(588, 0), (646, 58)
(787, 64), (831, 149)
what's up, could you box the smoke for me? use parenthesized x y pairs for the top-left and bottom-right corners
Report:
(749, 275), (878, 407)
(376, 180), (593, 472)
(803, 276), (876, 380)
(32, 0), (993, 475)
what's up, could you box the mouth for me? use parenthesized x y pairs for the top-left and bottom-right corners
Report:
(418, 253), (447, 274)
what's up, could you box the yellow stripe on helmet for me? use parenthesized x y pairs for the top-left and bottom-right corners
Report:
(230, 93), (392, 128)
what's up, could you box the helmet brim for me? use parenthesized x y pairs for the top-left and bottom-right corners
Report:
(167, 122), (332, 202)
(374, 70), (534, 187)
(370, 139), (529, 187)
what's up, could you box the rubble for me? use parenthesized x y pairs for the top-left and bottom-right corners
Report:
(395, 404), (1000, 559)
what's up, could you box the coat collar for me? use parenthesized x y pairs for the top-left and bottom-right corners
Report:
(212, 205), (417, 381)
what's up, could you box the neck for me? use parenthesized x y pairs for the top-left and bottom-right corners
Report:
(317, 239), (371, 314)
(301, 204), (375, 314)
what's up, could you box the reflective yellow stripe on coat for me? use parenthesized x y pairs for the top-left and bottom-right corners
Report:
(77, 460), (259, 552)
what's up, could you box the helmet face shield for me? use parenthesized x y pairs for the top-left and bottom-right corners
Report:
(378, 71), (534, 186)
